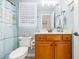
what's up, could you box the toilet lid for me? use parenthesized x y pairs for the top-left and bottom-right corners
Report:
(9, 47), (28, 59)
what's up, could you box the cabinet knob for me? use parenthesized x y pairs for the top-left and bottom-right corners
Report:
(55, 44), (57, 46)
(38, 37), (41, 39)
(35, 46), (38, 48)
(50, 44), (53, 46)
(66, 37), (69, 39)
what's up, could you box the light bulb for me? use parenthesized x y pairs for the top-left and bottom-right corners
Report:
(40, 0), (58, 7)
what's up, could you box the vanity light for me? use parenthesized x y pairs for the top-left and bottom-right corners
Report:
(40, 0), (58, 7)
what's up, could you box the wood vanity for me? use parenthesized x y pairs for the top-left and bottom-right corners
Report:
(35, 33), (72, 59)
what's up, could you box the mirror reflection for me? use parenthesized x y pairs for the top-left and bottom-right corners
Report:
(35, 0), (74, 32)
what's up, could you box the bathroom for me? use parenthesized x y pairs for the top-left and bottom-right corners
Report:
(0, 0), (79, 59)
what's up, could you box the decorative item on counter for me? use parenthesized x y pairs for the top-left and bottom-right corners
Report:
(48, 28), (52, 32)
(57, 26), (63, 32)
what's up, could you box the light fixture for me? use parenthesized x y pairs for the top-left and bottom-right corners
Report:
(40, 0), (58, 7)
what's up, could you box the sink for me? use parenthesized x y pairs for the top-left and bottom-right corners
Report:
(36, 28), (72, 34)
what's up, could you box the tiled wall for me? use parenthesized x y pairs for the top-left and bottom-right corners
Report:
(0, 0), (18, 59)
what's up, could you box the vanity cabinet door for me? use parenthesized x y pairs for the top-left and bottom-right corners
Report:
(35, 41), (55, 59)
(55, 41), (72, 59)
(62, 34), (72, 41)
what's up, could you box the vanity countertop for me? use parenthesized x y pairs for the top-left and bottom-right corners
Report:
(35, 29), (72, 34)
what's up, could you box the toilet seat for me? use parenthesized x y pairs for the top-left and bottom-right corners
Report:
(9, 47), (28, 59)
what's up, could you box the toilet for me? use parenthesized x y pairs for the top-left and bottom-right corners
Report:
(9, 37), (32, 59)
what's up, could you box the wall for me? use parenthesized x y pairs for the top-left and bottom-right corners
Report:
(73, 0), (79, 59)
(73, 0), (79, 32)
(0, 0), (18, 59)
(59, 0), (74, 30)
(19, 2), (37, 37)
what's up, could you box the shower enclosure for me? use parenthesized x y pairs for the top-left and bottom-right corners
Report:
(0, 0), (18, 59)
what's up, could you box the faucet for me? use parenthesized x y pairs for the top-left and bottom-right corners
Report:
(57, 26), (63, 32)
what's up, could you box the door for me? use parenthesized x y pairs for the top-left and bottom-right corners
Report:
(55, 41), (72, 59)
(35, 41), (55, 59)
(73, 35), (79, 59)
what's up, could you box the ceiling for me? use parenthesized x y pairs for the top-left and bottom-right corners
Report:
(8, 0), (73, 6)
(10, 0), (73, 12)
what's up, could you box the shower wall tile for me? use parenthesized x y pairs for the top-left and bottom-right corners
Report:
(0, 40), (5, 59)
(13, 24), (18, 37)
(0, 23), (2, 40)
(13, 37), (18, 49)
(0, 8), (2, 22)
(4, 38), (14, 55)
(0, 0), (17, 59)
(1, 23), (14, 39)
(2, 8), (13, 24)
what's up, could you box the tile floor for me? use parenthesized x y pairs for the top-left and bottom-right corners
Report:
(26, 57), (35, 59)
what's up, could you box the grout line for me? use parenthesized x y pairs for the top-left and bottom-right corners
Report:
(0, 36), (18, 41)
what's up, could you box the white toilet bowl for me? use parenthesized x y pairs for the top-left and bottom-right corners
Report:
(9, 47), (28, 59)
(9, 37), (32, 59)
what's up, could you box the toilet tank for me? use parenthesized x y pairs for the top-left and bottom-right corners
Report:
(19, 37), (32, 47)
